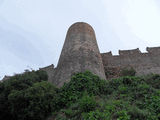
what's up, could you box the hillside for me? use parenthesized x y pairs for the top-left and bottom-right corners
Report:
(0, 70), (160, 120)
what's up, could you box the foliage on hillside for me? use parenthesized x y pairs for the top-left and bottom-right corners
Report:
(0, 70), (57, 120)
(0, 70), (160, 120)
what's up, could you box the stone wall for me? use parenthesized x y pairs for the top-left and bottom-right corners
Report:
(39, 64), (55, 83)
(39, 45), (160, 83)
(38, 22), (160, 85)
(101, 47), (160, 78)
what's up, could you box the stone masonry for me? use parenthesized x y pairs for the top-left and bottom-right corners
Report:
(101, 47), (160, 78)
(40, 22), (160, 87)
(3, 22), (160, 86)
(52, 22), (106, 87)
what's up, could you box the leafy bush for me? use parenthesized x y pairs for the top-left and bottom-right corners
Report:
(116, 110), (130, 120)
(56, 71), (108, 108)
(82, 110), (108, 120)
(128, 106), (149, 120)
(143, 74), (160, 89)
(79, 93), (97, 112)
(0, 70), (55, 120)
(145, 94), (160, 119)
(1, 70), (160, 120)
(8, 81), (57, 120)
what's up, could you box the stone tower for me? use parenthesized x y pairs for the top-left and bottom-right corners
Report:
(53, 22), (106, 87)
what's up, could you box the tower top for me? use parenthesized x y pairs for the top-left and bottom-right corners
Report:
(67, 22), (95, 36)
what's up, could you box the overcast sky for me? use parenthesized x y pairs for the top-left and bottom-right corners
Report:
(0, 0), (160, 79)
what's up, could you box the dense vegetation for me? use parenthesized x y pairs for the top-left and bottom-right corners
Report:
(0, 70), (160, 120)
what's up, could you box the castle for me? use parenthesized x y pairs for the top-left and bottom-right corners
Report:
(3, 22), (160, 87)
(40, 22), (160, 87)
(40, 22), (106, 87)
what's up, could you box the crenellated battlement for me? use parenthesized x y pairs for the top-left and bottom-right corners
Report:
(119, 48), (141, 56)
(101, 46), (160, 79)
(102, 47), (160, 57)
(147, 47), (160, 54)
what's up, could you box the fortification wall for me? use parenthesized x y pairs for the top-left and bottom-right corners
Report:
(38, 22), (160, 84)
(39, 64), (55, 83)
(42, 46), (160, 83)
(101, 47), (160, 78)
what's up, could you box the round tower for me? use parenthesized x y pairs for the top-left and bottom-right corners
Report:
(53, 22), (106, 87)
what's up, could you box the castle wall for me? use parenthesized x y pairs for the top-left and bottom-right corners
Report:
(39, 64), (55, 83)
(101, 47), (160, 78)
(38, 22), (160, 85)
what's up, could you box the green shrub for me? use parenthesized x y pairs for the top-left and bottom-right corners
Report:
(0, 70), (51, 120)
(116, 110), (130, 120)
(144, 74), (160, 89)
(128, 106), (148, 120)
(79, 93), (97, 112)
(145, 95), (160, 119)
(56, 71), (108, 108)
(82, 110), (109, 120)
(8, 81), (57, 120)
(61, 109), (75, 118)
(1, 70), (160, 120)
(118, 85), (128, 94)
